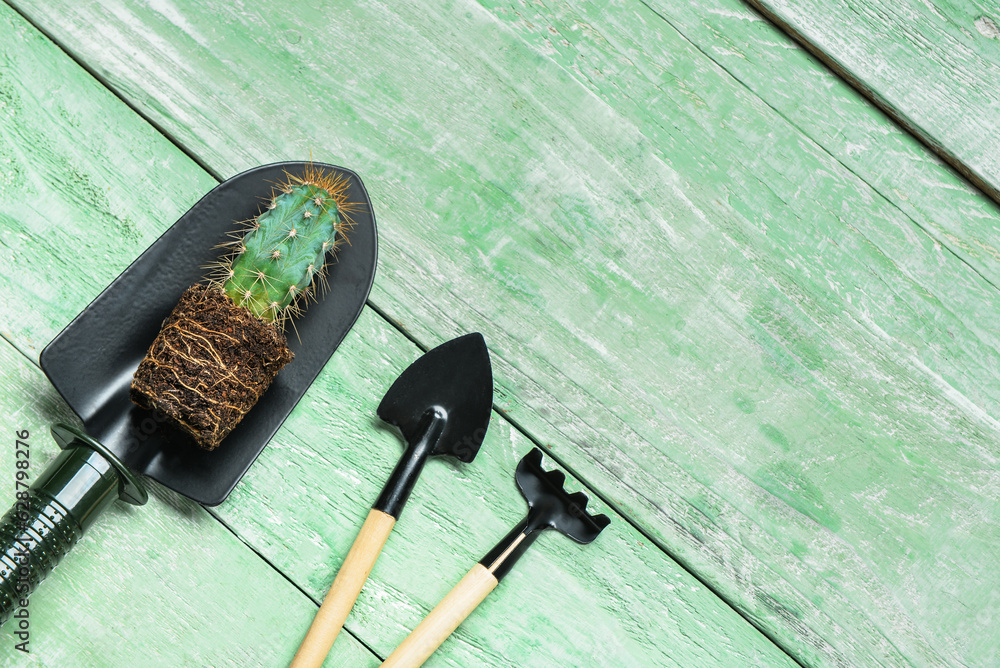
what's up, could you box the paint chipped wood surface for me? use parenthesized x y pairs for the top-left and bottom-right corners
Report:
(0, 8), (378, 665)
(0, 345), (381, 667)
(641, 0), (1000, 302)
(0, 0), (998, 666)
(743, 0), (1000, 205)
(0, 2), (795, 666)
(221, 308), (795, 667)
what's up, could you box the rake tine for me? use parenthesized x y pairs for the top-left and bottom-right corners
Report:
(380, 448), (610, 668)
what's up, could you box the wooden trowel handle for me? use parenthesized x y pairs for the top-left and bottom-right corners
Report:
(381, 564), (499, 668)
(291, 508), (396, 668)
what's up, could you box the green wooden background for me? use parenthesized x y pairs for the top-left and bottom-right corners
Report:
(746, 0), (1000, 205)
(0, 0), (997, 666)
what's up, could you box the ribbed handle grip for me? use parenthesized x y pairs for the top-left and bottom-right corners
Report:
(0, 424), (147, 627)
(0, 487), (82, 625)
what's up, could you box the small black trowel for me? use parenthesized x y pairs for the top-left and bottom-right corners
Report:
(291, 333), (494, 668)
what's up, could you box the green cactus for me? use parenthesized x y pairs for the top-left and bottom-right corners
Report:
(132, 164), (358, 450)
(218, 169), (349, 323)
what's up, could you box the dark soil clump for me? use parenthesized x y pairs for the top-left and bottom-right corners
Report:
(130, 284), (293, 450)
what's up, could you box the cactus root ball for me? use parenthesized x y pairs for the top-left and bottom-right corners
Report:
(129, 284), (294, 450)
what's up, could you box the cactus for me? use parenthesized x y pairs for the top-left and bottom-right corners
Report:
(215, 165), (353, 324)
(131, 164), (357, 450)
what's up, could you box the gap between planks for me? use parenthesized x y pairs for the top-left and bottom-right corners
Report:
(0, 335), (384, 663)
(0, 1), (859, 662)
(0, 229), (800, 665)
(636, 0), (1000, 299)
(3, 293), (800, 667)
(0, 0), (220, 182)
(204, 504), (388, 663)
(363, 302), (808, 665)
(12, 0), (987, 311)
(741, 0), (1000, 209)
(0, 1), (892, 663)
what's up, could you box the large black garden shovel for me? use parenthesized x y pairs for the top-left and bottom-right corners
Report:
(0, 162), (378, 625)
(291, 333), (494, 668)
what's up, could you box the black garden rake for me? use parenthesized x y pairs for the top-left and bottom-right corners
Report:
(381, 447), (611, 667)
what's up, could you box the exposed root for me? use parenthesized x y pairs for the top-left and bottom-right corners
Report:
(130, 284), (293, 450)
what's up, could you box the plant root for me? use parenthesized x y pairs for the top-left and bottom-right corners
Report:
(130, 284), (293, 450)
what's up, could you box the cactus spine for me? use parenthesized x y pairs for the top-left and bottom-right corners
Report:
(216, 166), (353, 324)
(131, 164), (358, 450)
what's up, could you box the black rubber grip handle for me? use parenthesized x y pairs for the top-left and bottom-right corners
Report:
(0, 424), (147, 626)
(0, 484), (83, 624)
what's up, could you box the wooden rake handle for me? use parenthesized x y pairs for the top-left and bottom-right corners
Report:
(291, 508), (397, 668)
(380, 564), (499, 668)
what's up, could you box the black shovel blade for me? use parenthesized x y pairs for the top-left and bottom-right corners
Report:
(377, 333), (493, 462)
(38, 162), (378, 506)
(516, 448), (611, 544)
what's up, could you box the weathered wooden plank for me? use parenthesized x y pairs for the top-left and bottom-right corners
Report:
(641, 0), (1000, 309)
(7, 0), (1000, 665)
(0, 341), (381, 667)
(216, 308), (797, 667)
(742, 0), (1000, 206)
(0, 3), (796, 665)
(0, 13), (218, 361)
(0, 9), (382, 665)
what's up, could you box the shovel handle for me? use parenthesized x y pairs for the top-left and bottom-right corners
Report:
(0, 475), (85, 626)
(0, 424), (147, 626)
(380, 563), (499, 668)
(291, 508), (396, 668)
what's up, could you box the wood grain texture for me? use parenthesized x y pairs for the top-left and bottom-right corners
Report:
(0, 341), (380, 667)
(380, 564), (499, 668)
(742, 0), (1000, 206)
(9, 0), (1000, 664)
(292, 509), (396, 668)
(0, 3), (794, 666)
(0, 6), (368, 665)
(635, 0), (1000, 316)
(214, 308), (797, 667)
(0, 3), (218, 360)
(5, 0), (1000, 665)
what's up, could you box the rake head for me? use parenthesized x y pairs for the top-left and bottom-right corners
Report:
(516, 448), (611, 543)
(383, 450), (611, 666)
(479, 448), (610, 580)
